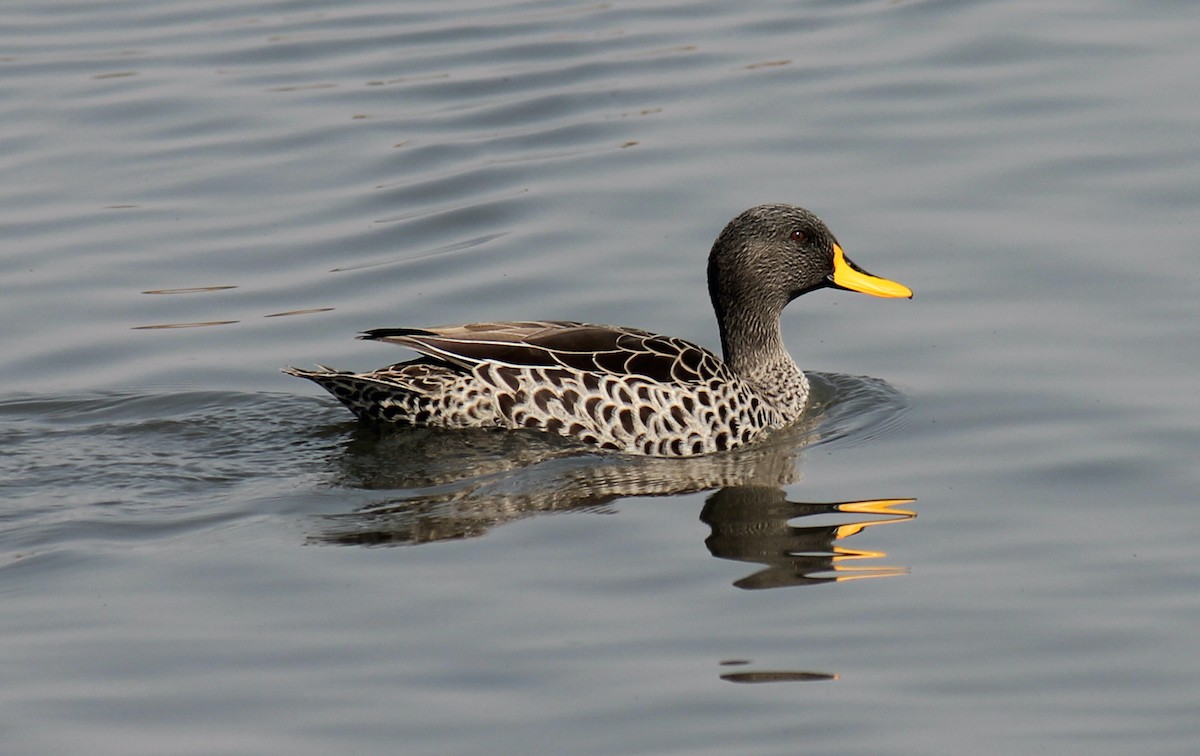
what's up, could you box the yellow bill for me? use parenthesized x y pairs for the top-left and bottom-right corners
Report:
(830, 244), (913, 299)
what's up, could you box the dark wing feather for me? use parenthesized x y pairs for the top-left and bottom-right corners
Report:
(359, 321), (731, 385)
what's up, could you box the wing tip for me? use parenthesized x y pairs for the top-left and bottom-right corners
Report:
(358, 327), (436, 341)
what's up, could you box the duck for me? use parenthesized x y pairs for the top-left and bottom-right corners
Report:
(285, 203), (911, 457)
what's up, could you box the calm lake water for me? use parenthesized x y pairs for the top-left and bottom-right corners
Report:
(2, 1), (1199, 753)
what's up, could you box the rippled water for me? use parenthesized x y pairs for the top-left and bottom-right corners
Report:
(3, 1), (1199, 754)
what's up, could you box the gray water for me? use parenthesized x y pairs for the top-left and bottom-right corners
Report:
(2, 1), (1199, 754)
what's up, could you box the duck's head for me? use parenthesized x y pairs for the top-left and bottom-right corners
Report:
(706, 204), (911, 362)
(707, 203), (911, 311)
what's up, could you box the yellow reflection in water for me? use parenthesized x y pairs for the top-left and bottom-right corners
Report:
(702, 493), (916, 589)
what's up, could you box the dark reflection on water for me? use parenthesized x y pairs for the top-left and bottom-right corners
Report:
(717, 659), (839, 685)
(721, 670), (839, 684)
(308, 372), (916, 589)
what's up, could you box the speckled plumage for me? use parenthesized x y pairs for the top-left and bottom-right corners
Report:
(286, 204), (911, 457)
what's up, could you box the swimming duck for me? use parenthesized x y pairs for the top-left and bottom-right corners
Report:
(285, 204), (911, 457)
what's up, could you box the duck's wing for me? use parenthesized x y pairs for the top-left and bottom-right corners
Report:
(360, 320), (731, 385)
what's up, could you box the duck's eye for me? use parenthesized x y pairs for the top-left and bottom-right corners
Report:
(789, 229), (807, 243)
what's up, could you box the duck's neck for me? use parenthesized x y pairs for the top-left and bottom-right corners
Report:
(716, 305), (810, 419)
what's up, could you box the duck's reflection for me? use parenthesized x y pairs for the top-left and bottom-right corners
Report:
(702, 489), (914, 589)
(310, 415), (914, 592)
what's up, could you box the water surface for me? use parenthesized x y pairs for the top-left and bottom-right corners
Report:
(2, 1), (1199, 754)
